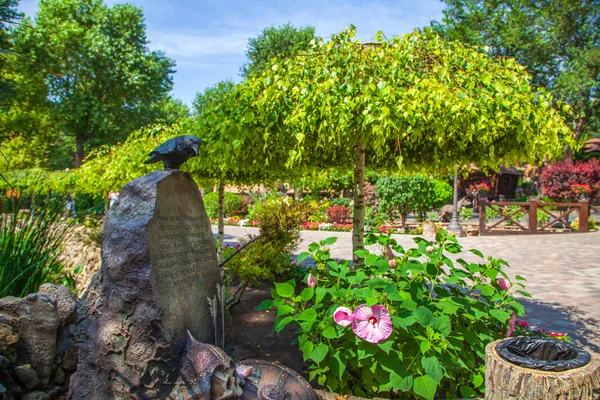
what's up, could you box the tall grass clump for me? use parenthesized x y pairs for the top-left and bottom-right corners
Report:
(0, 205), (72, 297)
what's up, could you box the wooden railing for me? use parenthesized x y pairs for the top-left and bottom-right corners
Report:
(479, 199), (590, 235)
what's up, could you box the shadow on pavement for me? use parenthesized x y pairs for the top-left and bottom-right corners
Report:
(520, 298), (600, 354)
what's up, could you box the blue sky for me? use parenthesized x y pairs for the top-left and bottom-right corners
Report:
(18, 0), (446, 106)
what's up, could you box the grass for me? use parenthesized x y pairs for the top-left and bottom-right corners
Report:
(0, 205), (72, 297)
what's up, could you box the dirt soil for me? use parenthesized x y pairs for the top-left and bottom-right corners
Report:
(230, 282), (309, 380)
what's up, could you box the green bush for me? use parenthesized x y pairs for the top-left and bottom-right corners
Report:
(459, 206), (473, 222)
(330, 198), (352, 207)
(0, 208), (73, 297)
(262, 231), (526, 399)
(376, 175), (452, 227)
(203, 191), (242, 219)
(227, 197), (315, 284)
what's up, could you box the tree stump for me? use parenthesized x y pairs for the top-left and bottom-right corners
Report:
(485, 339), (600, 399)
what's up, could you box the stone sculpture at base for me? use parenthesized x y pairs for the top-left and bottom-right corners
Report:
(70, 169), (221, 399)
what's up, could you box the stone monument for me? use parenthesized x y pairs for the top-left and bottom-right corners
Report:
(70, 168), (221, 399)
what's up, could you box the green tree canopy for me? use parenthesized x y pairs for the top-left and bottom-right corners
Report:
(221, 27), (571, 258)
(241, 23), (316, 78)
(12, 0), (175, 167)
(433, 0), (600, 156)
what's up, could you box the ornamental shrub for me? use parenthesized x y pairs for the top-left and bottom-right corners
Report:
(225, 197), (315, 285)
(203, 191), (243, 219)
(376, 175), (452, 228)
(540, 159), (600, 202)
(326, 205), (351, 223)
(261, 231), (527, 399)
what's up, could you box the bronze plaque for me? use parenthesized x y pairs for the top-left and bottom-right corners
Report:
(147, 172), (221, 344)
(240, 359), (316, 400)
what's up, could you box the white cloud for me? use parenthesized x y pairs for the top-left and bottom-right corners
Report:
(149, 31), (251, 58)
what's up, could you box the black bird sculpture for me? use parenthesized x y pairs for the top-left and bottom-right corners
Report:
(144, 135), (201, 170)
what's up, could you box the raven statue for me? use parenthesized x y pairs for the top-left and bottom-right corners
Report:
(144, 135), (201, 170)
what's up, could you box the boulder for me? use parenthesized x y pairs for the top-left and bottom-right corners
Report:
(0, 294), (59, 387)
(14, 364), (39, 391)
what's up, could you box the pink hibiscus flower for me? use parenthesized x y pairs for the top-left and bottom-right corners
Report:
(352, 304), (393, 344)
(333, 306), (353, 327)
(497, 277), (511, 291)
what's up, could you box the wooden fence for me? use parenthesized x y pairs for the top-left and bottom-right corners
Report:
(479, 199), (590, 235)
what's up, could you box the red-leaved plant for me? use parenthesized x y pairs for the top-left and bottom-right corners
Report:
(540, 159), (599, 201)
(326, 205), (351, 224)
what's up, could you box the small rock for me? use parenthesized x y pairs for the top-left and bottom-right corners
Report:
(0, 355), (22, 399)
(0, 322), (19, 363)
(22, 391), (49, 400)
(38, 284), (78, 326)
(15, 364), (40, 391)
(52, 367), (65, 385)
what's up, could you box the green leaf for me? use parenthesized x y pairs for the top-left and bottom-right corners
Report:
(392, 315), (416, 331)
(414, 306), (434, 327)
(516, 289), (532, 298)
(515, 275), (526, 281)
(297, 252), (310, 263)
(489, 309), (511, 323)
(274, 282), (294, 298)
(470, 249), (484, 258)
(297, 308), (317, 322)
(323, 237), (338, 245)
(413, 375), (438, 400)
(300, 287), (314, 302)
(299, 339), (314, 361)
(354, 249), (370, 258)
(309, 343), (329, 363)
(431, 315), (451, 336)
(274, 316), (293, 333)
(256, 300), (273, 311)
(378, 339), (394, 354)
(276, 304), (293, 318)
(459, 386), (478, 398)
(421, 356), (443, 382)
(322, 326), (338, 339)
(315, 287), (326, 304)
(366, 297), (378, 307)
(390, 371), (413, 392)
(330, 351), (346, 378)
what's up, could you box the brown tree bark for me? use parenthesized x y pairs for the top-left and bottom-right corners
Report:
(485, 340), (600, 400)
(352, 133), (365, 265)
(75, 135), (85, 168)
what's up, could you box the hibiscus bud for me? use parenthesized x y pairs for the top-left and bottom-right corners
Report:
(426, 246), (434, 253)
(307, 273), (317, 288)
(389, 259), (397, 268)
(497, 277), (510, 291)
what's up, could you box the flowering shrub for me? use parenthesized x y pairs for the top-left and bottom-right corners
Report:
(300, 221), (321, 230)
(261, 231), (527, 399)
(475, 181), (490, 193)
(541, 159), (600, 201)
(326, 205), (352, 223)
(571, 183), (592, 194)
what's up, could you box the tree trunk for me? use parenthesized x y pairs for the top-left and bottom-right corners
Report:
(400, 213), (407, 232)
(75, 135), (85, 168)
(352, 134), (366, 265)
(217, 180), (225, 263)
(485, 340), (600, 400)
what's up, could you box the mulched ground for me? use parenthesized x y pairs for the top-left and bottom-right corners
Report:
(230, 281), (309, 379)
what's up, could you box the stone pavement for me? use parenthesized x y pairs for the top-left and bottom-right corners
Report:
(214, 225), (600, 354)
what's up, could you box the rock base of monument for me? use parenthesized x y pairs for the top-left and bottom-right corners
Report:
(70, 169), (222, 399)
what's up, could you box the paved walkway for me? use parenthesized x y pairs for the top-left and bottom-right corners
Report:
(213, 226), (600, 354)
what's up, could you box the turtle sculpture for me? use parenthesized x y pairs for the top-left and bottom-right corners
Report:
(144, 135), (201, 170)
